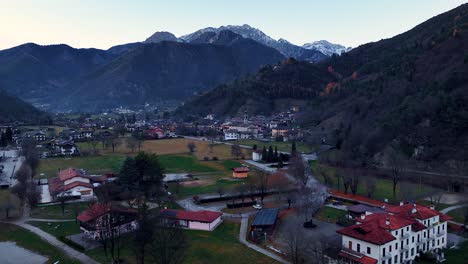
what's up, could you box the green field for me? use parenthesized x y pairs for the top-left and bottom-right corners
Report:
(447, 207), (466, 224)
(236, 139), (312, 153)
(159, 155), (218, 173)
(168, 177), (240, 197)
(0, 223), (80, 264)
(86, 221), (277, 264)
(315, 206), (347, 222)
(38, 156), (125, 178)
(31, 203), (90, 220)
(28, 221), (81, 238)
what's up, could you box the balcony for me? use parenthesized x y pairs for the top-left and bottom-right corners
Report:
(381, 254), (392, 261)
(401, 232), (410, 239)
(437, 231), (445, 237)
(400, 245), (409, 253)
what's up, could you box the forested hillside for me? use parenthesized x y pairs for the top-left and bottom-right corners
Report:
(0, 90), (50, 124)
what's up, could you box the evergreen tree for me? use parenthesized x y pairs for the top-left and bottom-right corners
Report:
(267, 146), (274, 162)
(278, 154), (283, 168)
(261, 147), (267, 161)
(291, 141), (297, 156)
(4, 128), (13, 142)
(0, 133), (6, 147)
(252, 144), (257, 151)
(274, 146), (279, 162)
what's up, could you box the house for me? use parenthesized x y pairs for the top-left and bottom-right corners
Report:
(252, 150), (262, 161)
(337, 203), (451, 264)
(232, 167), (249, 178)
(160, 209), (222, 231)
(250, 208), (279, 242)
(47, 140), (79, 157)
(224, 129), (240, 140)
(146, 128), (165, 139)
(48, 168), (96, 199)
(77, 203), (139, 240)
(24, 131), (46, 141)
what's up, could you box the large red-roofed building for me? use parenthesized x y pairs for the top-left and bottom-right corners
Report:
(160, 209), (222, 231)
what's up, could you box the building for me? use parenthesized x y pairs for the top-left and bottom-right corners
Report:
(250, 208), (279, 242)
(77, 203), (139, 240)
(232, 167), (249, 178)
(48, 168), (100, 199)
(160, 209), (222, 231)
(337, 203), (451, 264)
(224, 129), (240, 140)
(252, 150), (262, 161)
(146, 127), (165, 139)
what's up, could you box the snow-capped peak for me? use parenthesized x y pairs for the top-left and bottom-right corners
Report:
(303, 40), (351, 56)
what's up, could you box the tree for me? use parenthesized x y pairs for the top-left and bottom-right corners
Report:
(149, 220), (187, 264)
(291, 141), (297, 157)
(235, 184), (248, 207)
(386, 148), (405, 199)
(261, 147), (267, 162)
(256, 171), (270, 203)
(278, 155), (284, 168)
(289, 156), (308, 186)
(0, 193), (16, 218)
(26, 183), (41, 210)
(282, 223), (310, 264)
(87, 137), (99, 155)
(56, 195), (70, 216)
(267, 146), (274, 162)
(4, 127), (13, 142)
(127, 137), (138, 153)
(132, 202), (154, 264)
(231, 143), (242, 160)
(364, 175), (377, 198)
(11, 183), (27, 208)
(15, 164), (32, 184)
(295, 185), (327, 223)
(186, 142), (196, 154)
(110, 136), (121, 153)
(21, 140), (39, 176)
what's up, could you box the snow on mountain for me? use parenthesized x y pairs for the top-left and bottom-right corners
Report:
(180, 24), (327, 62)
(302, 40), (351, 56)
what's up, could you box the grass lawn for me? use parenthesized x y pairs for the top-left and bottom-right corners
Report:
(447, 208), (466, 223)
(444, 240), (468, 264)
(78, 138), (251, 161)
(31, 203), (90, 220)
(168, 176), (240, 197)
(236, 139), (312, 153)
(315, 206), (346, 222)
(87, 221), (277, 264)
(38, 155), (125, 178)
(0, 223), (80, 264)
(184, 221), (277, 264)
(0, 189), (21, 220)
(159, 155), (218, 173)
(28, 221), (81, 238)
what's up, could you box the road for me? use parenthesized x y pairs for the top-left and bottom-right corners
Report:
(440, 204), (468, 214)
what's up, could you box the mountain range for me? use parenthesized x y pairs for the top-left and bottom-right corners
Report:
(178, 3), (468, 166)
(0, 90), (49, 124)
(0, 25), (345, 111)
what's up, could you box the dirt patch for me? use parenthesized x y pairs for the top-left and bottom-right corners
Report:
(181, 179), (215, 187)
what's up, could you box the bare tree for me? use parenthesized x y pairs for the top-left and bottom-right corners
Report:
(349, 169), (360, 196)
(282, 223), (311, 264)
(216, 186), (225, 198)
(186, 142), (196, 154)
(386, 148), (405, 199)
(15, 164), (32, 183)
(127, 137), (138, 153)
(256, 171), (270, 203)
(149, 220), (187, 264)
(11, 183), (27, 208)
(364, 175), (377, 198)
(231, 143), (242, 160)
(56, 195), (70, 216)
(26, 183), (41, 210)
(289, 156), (308, 186)
(0, 193), (16, 219)
(235, 184), (248, 207)
(110, 136), (122, 153)
(87, 138), (99, 155)
(295, 185), (327, 223)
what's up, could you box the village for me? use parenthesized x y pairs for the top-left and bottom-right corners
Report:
(0, 109), (467, 264)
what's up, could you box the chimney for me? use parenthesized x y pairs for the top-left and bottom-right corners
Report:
(411, 203), (417, 214)
(400, 201), (404, 206)
(361, 214), (365, 220)
(386, 218), (390, 226)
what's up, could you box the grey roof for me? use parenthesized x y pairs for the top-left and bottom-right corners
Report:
(348, 204), (384, 213)
(252, 208), (279, 226)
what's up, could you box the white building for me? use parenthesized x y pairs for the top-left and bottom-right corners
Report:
(252, 150), (262, 161)
(337, 203), (450, 264)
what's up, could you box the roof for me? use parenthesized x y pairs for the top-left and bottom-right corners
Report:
(160, 209), (222, 223)
(386, 203), (440, 220)
(252, 208), (279, 226)
(233, 167), (249, 173)
(357, 213), (415, 230)
(339, 248), (377, 264)
(58, 168), (87, 182)
(348, 204), (376, 214)
(63, 181), (93, 191)
(77, 203), (138, 223)
(337, 220), (397, 245)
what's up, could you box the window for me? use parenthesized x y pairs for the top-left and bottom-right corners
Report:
(348, 241), (352, 250)
(396, 230), (398, 236)
(423, 244), (426, 251)
(432, 240), (435, 247)
(405, 251), (408, 258)
(424, 231), (426, 238)
(442, 238), (445, 244)
(394, 255), (398, 263)
(411, 248), (414, 256)
(438, 226), (440, 233)
(442, 224), (445, 230)
(367, 247), (371, 254)
(357, 243), (361, 252)
(395, 243), (398, 250)
(412, 236), (415, 243)
(383, 247), (386, 257)
(418, 234), (420, 242)
(406, 239), (409, 245)
(389, 245), (392, 252)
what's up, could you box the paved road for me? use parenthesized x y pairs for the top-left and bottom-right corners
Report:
(239, 217), (290, 264)
(440, 204), (468, 214)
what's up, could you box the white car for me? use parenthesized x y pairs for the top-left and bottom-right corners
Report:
(253, 204), (262, 210)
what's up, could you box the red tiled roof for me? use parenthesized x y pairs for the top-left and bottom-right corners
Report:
(358, 213), (415, 230)
(330, 190), (385, 207)
(233, 167), (249, 173)
(339, 249), (377, 264)
(412, 221), (427, 232)
(59, 168), (88, 181)
(77, 203), (137, 223)
(386, 203), (440, 220)
(63, 181), (93, 191)
(337, 220), (397, 245)
(161, 209), (222, 223)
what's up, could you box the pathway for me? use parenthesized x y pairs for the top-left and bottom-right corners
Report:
(440, 204), (468, 214)
(239, 217), (290, 264)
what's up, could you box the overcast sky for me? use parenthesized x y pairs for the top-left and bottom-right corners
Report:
(0, 0), (466, 50)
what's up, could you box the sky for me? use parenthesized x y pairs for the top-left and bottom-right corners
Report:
(0, 0), (466, 50)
